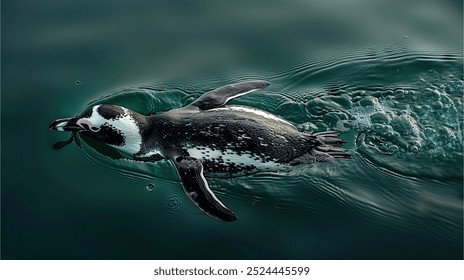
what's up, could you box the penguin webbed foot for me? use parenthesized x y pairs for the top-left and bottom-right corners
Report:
(52, 132), (82, 150)
(72, 132), (82, 148)
(52, 135), (74, 150)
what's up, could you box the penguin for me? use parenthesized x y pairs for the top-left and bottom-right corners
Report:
(49, 80), (349, 222)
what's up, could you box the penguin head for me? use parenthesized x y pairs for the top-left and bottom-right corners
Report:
(50, 104), (144, 155)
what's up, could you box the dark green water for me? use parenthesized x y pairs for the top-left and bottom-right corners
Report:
(2, 0), (463, 259)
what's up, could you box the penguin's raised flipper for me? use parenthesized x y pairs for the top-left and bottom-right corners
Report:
(189, 80), (270, 110)
(173, 156), (238, 222)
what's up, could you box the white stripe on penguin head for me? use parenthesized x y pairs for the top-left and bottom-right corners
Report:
(78, 105), (143, 155)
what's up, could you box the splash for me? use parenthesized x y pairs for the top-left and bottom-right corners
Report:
(339, 78), (463, 161)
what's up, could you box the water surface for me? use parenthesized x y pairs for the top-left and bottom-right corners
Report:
(2, 0), (463, 259)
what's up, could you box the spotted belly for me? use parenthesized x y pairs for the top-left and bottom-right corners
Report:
(186, 146), (285, 174)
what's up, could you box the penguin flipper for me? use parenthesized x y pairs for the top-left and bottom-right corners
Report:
(189, 80), (270, 110)
(173, 156), (238, 222)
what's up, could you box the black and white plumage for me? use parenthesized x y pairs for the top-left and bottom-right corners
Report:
(50, 80), (350, 222)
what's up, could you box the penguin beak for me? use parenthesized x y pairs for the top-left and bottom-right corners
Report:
(49, 117), (84, 132)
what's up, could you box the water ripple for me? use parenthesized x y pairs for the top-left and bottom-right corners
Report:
(67, 47), (462, 245)
(164, 194), (183, 214)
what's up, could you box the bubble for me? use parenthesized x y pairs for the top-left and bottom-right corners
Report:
(370, 112), (391, 124)
(412, 105), (424, 114)
(423, 127), (435, 136)
(426, 141), (437, 149)
(306, 97), (332, 115)
(409, 145), (420, 153)
(394, 89), (405, 98)
(445, 85), (457, 95)
(432, 101), (443, 110)
(322, 112), (340, 126)
(388, 145), (399, 153)
(329, 96), (352, 109)
(424, 88), (441, 100)
(75, 80), (81, 85)
(371, 123), (385, 134)
(438, 127), (455, 138)
(436, 153), (447, 160)
(390, 115), (419, 136)
(385, 128), (396, 138)
(359, 96), (376, 107)
(379, 143), (389, 153)
(145, 183), (155, 192)
(440, 95), (453, 106)
(390, 100), (399, 107)
(365, 135), (377, 146)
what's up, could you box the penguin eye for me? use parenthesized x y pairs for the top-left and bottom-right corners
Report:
(90, 126), (101, 132)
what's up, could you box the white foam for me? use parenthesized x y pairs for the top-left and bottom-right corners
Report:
(138, 149), (163, 158)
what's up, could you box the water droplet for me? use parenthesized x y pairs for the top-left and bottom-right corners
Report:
(146, 183), (155, 192)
